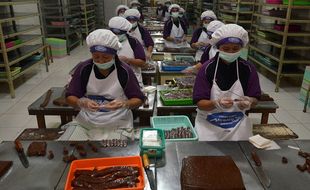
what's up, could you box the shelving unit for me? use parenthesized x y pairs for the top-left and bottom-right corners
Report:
(217, 0), (255, 32)
(193, 0), (217, 26)
(40, 0), (83, 55)
(80, 0), (96, 36)
(249, 0), (310, 92)
(94, 0), (104, 28)
(0, 0), (49, 98)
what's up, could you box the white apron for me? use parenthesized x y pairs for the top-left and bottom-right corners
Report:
(164, 21), (189, 49)
(118, 38), (143, 88)
(163, 11), (170, 21)
(75, 64), (134, 140)
(195, 56), (252, 141)
(158, 10), (163, 17)
(195, 30), (210, 61)
(208, 46), (218, 60)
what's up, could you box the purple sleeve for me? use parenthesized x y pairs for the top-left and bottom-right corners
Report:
(163, 20), (172, 39)
(190, 28), (201, 45)
(180, 20), (188, 35)
(121, 64), (145, 101)
(245, 62), (262, 98)
(193, 62), (212, 104)
(200, 46), (211, 64)
(133, 39), (146, 61)
(141, 26), (154, 48)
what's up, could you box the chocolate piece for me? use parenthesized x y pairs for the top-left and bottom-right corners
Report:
(251, 151), (262, 166)
(164, 127), (193, 139)
(0, 161), (13, 178)
(48, 150), (54, 160)
(282, 157), (288, 164)
(297, 164), (307, 172)
(70, 142), (77, 147)
(87, 141), (98, 153)
(27, 141), (47, 157)
(63, 154), (77, 163)
(181, 156), (246, 190)
(63, 147), (69, 155)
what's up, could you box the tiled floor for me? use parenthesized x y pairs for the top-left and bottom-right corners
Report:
(0, 45), (309, 140)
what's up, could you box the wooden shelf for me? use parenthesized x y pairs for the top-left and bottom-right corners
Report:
(0, 35), (42, 53)
(252, 24), (310, 37)
(0, 0), (38, 6)
(2, 25), (40, 39)
(254, 2), (310, 9)
(253, 13), (310, 23)
(0, 12), (39, 23)
(218, 0), (254, 5)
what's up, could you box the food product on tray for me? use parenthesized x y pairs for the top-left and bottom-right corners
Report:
(162, 60), (192, 67)
(164, 127), (193, 139)
(174, 77), (196, 88)
(27, 141), (47, 157)
(63, 154), (77, 163)
(87, 141), (98, 153)
(181, 156), (246, 190)
(63, 147), (69, 155)
(0, 161), (13, 178)
(71, 166), (140, 189)
(282, 156), (288, 164)
(101, 139), (128, 148)
(161, 90), (192, 100)
(48, 150), (54, 160)
(297, 151), (310, 173)
(142, 64), (155, 71)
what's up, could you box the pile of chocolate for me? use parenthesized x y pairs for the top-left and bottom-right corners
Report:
(296, 151), (310, 173)
(101, 139), (128, 148)
(174, 77), (196, 89)
(63, 142), (99, 163)
(162, 90), (192, 100)
(142, 64), (155, 71)
(71, 166), (140, 189)
(164, 127), (193, 139)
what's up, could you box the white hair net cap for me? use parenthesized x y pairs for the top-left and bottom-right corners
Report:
(130, 0), (141, 6)
(207, 20), (225, 33)
(168, 4), (180, 12)
(124, 9), (141, 19)
(86, 29), (121, 50)
(200, 10), (217, 20)
(109, 16), (132, 32)
(179, 7), (185, 13)
(210, 24), (249, 47)
(115, 5), (129, 15)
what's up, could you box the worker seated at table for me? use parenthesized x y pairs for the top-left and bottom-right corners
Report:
(109, 16), (147, 88)
(190, 10), (217, 62)
(129, 0), (144, 21)
(125, 9), (154, 61)
(179, 7), (189, 29)
(64, 29), (144, 141)
(163, 0), (172, 22)
(163, 4), (188, 48)
(115, 4), (129, 17)
(193, 24), (262, 141)
(182, 20), (224, 74)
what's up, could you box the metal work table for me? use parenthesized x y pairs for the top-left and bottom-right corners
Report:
(157, 61), (192, 85)
(156, 85), (279, 124)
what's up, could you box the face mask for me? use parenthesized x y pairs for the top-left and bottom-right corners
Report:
(117, 34), (127, 42)
(203, 23), (209, 30)
(132, 6), (138, 9)
(219, 51), (241, 63)
(94, 59), (115, 70)
(119, 13), (125, 17)
(171, 12), (179, 18)
(131, 22), (138, 28)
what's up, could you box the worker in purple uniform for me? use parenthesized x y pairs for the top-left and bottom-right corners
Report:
(190, 10), (217, 61)
(163, 1), (172, 22)
(179, 7), (189, 28)
(65, 29), (145, 140)
(163, 4), (188, 48)
(193, 24), (261, 141)
(125, 9), (154, 61)
(109, 17), (146, 88)
(156, 2), (165, 20)
(183, 20), (224, 74)
(129, 0), (144, 21)
(115, 5), (129, 17)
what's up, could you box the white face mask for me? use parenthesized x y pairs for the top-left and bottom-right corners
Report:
(203, 23), (209, 30)
(94, 59), (115, 70)
(219, 51), (241, 63)
(171, 12), (179, 18)
(117, 34), (127, 42)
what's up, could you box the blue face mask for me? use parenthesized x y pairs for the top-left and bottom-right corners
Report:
(94, 59), (115, 70)
(219, 51), (241, 63)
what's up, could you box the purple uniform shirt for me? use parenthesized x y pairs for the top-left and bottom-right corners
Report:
(137, 24), (154, 48)
(66, 57), (145, 101)
(190, 27), (205, 46)
(163, 18), (188, 39)
(193, 55), (261, 104)
(126, 34), (146, 61)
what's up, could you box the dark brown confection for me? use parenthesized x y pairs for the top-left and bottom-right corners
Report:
(63, 154), (77, 163)
(282, 157), (288, 164)
(181, 156), (246, 190)
(0, 161), (13, 178)
(63, 147), (69, 155)
(48, 150), (54, 160)
(27, 141), (47, 157)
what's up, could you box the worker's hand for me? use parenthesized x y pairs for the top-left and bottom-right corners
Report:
(181, 66), (198, 74)
(214, 97), (234, 109)
(118, 56), (130, 64)
(77, 98), (99, 112)
(174, 37), (182, 44)
(182, 37), (187, 42)
(236, 96), (252, 110)
(146, 51), (152, 61)
(100, 99), (127, 111)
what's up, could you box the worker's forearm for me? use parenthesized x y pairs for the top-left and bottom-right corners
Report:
(197, 99), (216, 111)
(147, 46), (153, 54)
(165, 36), (174, 42)
(125, 98), (143, 109)
(127, 58), (147, 67)
(66, 96), (79, 107)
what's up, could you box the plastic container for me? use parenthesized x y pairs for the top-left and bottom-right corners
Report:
(151, 115), (198, 141)
(283, 0), (310, 5)
(266, 0), (283, 4)
(5, 41), (14, 48)
(159, 89), (193, 106)
(273, 24), (301, 32)
(64, 156), (145, 190)
(161, 61), (192, 71)
(51, 21), (69, 26)
(139, 128), (165, 158)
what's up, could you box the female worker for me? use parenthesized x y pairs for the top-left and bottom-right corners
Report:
(193, 24), (261, 141)
(65, 29), (145, 140)
(109, 16), (146, 88)
(124, 9), (154, 61)
(182, 20), (224, 74)
(129, 0), (144, 21)
(163, 1), (172, 22)
(115, 5), (129, 17)
(190, 10), (217, 61)
(163, 4), (188, 48)
(156, 1), (165, 20)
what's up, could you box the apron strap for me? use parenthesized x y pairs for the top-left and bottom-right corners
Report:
(213, 55), (220, 82)
(236, 59), (240, 80)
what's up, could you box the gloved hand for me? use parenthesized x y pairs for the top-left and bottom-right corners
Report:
(174, 37), (182, 44)
(236, 96), (252, 110)
(100, 99), (128, 111)
(214, 97), (234, 109)
(181, 66), (198, 74)
(77, 98), (99, 112)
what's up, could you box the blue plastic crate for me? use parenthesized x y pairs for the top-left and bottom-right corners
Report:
(151, 115), (198, 141)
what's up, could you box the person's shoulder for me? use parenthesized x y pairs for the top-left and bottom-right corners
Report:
(164, 19), (172, 26)
(71, 58), (93, 75)
(238, 58), (256, 72)
(116, 59), (130, 73)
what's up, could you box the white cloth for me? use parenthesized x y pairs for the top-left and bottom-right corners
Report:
(201, 10), (217, 20)
(86, 29), (121, 50)
(115, 5), (129, 15)
(210, 24), (249, 47)
(124, 8), (141, 18)
(195, 30), (210, 61)
(74, 64), (133, 140)
(109, 16), (132, 32)
(164, 21), (189, 48)
(118, 38), (143, 88)
(207, 20), (225, 33)
(168, 4), (180, 13)
(195, 56), (252, 141)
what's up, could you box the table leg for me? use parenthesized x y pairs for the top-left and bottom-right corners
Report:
(60, 115), (73, 125)
(36, 114), (46, 128)
(261, 113), (269, 124)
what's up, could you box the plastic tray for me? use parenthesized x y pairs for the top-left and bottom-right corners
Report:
(159, 89), (193, 106)
(283, 0), (310, 5)
(174, 55), (195, 63)
(64, 156), (145, 190)
(161, 61), (191, 71)
(139, 128), (165, 158)
(151, 115), (198, 141)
